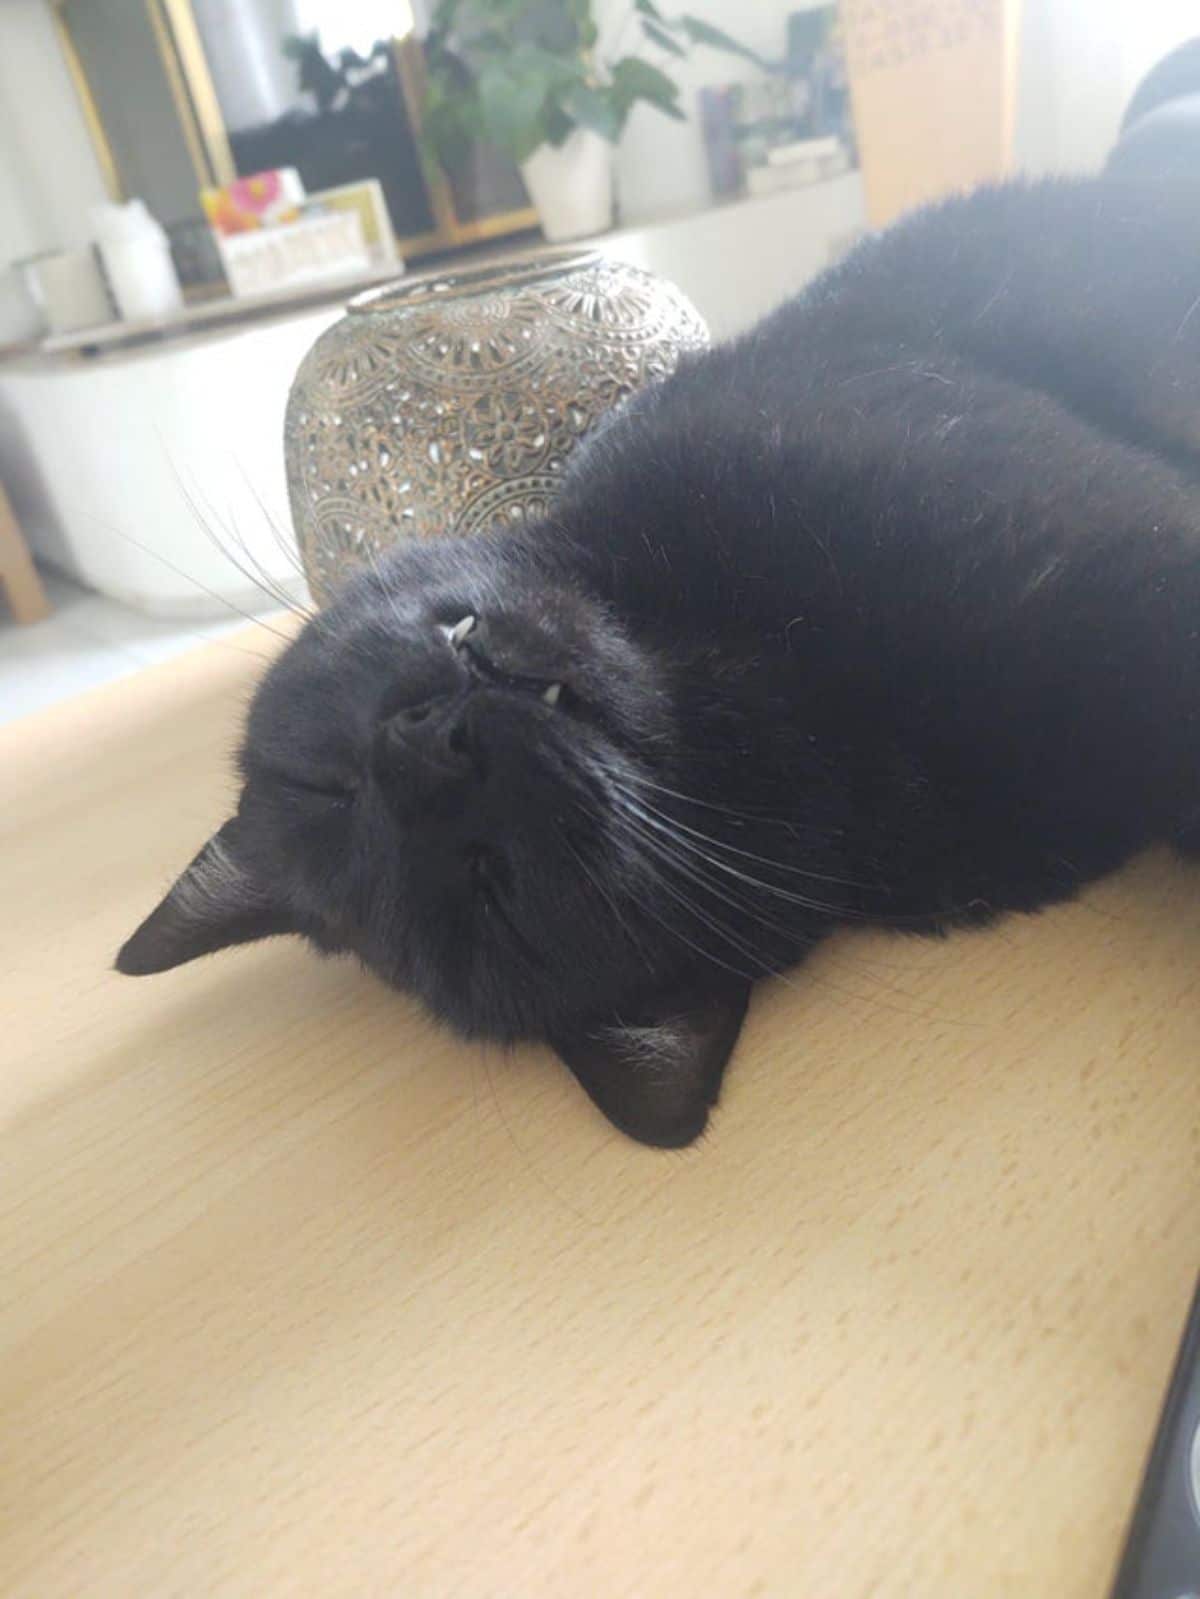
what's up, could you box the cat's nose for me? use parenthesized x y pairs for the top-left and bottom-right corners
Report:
(374, 693), (479, 805)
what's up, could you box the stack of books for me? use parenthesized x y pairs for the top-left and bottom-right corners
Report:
(746, 135), (851, 197)
(697, 4), (856, 205)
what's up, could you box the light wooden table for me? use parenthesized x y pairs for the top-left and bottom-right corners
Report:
(3, 631), (1199, 1597)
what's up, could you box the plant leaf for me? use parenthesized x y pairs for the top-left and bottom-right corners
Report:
(477, 59), (551, 161)
(561, 80), (621, 142)
(563, 0), (592, 42)
(611, 56), (686, 126)
(509, 40), (578, 91)
(679, 15), (771, 69)
(641, 17), (688, 57)
(544, 101), (574, 147)
(611, 55), (682, 105)
(429, 0), (466, 26)
(634, 0), (667, 19)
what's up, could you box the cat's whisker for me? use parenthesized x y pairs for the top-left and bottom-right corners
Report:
(625, 774), (826, 830)
(625, 778), (878, 892)
(167, 456), (312, 621)
(602, 795), (795, 954)
(562, 777), (737, 975)
(615, 807), (803, 955)
(83, 511), (297, 647)
(608, 848), (770, 987)
(205, 487), (311, 620)
(234, 460), (311, 585)
(563, 837), (657, 968)
(142, 425), (310, 619)
(612, 807), (951, 1023)
(617, 793), (851, 919)
(363, 542), (410, 637)
(618, 785), (982, 930)
(562, 784), (761, 981)
(177, 480), (303, 620)
(619, 828), (806, 989)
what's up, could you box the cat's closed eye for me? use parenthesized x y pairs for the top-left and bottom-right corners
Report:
(271, 770), (359, 804)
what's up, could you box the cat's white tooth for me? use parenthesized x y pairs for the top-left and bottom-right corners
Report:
(542, 682), (562, 707)
(449, 615), (476, 647)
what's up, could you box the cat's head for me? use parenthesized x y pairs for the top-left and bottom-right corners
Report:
(117, 537), (750, 1145)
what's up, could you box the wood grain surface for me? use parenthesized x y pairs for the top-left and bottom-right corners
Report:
(2, 628), (1199, 1597)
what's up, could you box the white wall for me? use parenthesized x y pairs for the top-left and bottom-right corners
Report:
(605, 169), (863, 341)
(599, 0), (802, 226)
(0, 0), (110, 267)
(1015, 0), (1200, 175)
(0, 99), (41, 268)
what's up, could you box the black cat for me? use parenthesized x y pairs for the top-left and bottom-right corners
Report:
(119, 178), (1200, 1147)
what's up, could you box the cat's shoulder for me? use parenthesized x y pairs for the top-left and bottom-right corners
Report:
(796, 175), (1200, 324)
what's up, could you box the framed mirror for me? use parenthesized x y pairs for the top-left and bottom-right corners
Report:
(51, 0), (538, 280)
(51, 0), (216, 226)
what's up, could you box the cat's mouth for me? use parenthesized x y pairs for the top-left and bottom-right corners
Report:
(441, 613), (564, 707)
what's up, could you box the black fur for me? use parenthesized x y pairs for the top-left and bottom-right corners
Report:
(120, 178), (1200, 1146)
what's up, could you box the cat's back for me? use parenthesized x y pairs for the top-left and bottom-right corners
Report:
(791, 179), (1194, 343)
(557, 176), (1200, 637)
(589, 176), (1200, 479)
(758, 177), (1200, 455)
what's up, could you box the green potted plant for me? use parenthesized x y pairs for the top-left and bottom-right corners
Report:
(422, 0), (767, 241)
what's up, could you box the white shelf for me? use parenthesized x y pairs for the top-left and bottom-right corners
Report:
(0, 172), (865, 616)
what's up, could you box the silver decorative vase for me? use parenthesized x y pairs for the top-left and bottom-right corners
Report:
(284, 248), (708, 604)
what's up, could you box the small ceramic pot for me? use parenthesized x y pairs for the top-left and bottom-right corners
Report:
(520, 130), (614, 242)
(285, 247), (708, 604)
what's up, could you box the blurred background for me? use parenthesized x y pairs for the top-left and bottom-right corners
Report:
(0, 0), (1196, 721)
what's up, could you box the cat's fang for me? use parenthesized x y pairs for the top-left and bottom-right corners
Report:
(447, 615), (477, 647)
(543, 683), (563, 706)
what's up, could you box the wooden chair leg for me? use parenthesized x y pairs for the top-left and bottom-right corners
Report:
(0, 480), (50, 625)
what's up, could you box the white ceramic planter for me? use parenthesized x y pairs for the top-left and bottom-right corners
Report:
(520, 130), (614, 242)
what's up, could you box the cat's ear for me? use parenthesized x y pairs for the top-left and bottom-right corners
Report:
(552, 973), (752, 1148)
(116, 816), (297, 976)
